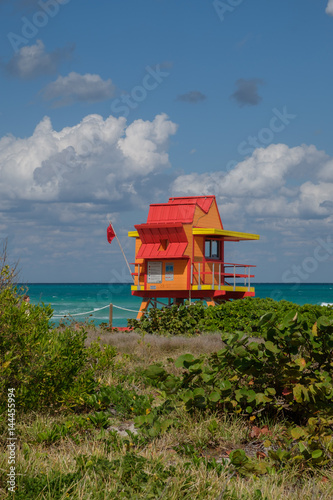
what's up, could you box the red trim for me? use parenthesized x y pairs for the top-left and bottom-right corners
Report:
(135, 222), (183, 230)
(131, 289), (255, 300)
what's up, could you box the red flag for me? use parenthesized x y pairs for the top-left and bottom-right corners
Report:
(107, 223), (115, 244)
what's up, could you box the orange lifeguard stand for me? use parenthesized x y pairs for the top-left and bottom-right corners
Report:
(128, 196), (260, 319)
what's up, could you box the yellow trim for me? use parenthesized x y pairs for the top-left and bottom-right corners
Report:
(132, 285), (254, 293)
(192, 228), (260, 240)
(192, 285), (255, 293)
(128, 231), (139, 238)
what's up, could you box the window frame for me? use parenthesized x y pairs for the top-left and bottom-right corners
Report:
(204, 239), (221, 260)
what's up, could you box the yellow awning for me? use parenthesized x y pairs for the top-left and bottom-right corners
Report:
(192, 228), (260, 241)
(128, 231), (139, 238)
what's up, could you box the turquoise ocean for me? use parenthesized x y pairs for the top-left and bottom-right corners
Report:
(21, 283), (333, 328)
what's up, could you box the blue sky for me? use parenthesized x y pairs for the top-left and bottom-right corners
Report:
(0, 0), (333, 284)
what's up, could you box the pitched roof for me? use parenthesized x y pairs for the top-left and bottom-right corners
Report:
(146, 196), (215, 224)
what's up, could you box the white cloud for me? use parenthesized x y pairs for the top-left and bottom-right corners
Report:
(0, 112), (177, 203)
(172, 143), (333, 227)
(0, 112), (178, 281)
(4, 40), (74, 79)
(326, 0), (333, 16)
(41, 72), (116, 107)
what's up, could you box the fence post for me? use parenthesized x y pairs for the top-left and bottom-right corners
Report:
(109, 303), (113, 329)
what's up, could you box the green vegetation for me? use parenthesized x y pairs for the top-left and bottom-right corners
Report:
(128, 296), (333, 335)
(0, 269), (116, 412)
(1, 261), (333, 498)
(143, 310), (333, 472)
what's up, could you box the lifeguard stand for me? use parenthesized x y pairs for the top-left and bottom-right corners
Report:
(128, 196), (260, 319)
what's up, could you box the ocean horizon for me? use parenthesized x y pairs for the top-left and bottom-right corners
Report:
(19, 282), (333, 328)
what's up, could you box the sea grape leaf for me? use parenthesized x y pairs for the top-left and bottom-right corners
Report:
(144, 364), (167, 379)
(229, 449), (249, 466)
(219, 380), (232, 392)
(193, 388), (205, 398)
(175, 354), (194, 368)
(258, 312), (276, 327)
(264, 341), (281, 354)
(291, 427), (305, 440)
(208, 391), (221, 403)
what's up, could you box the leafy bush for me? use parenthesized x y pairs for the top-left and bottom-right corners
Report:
(144, 311), (333, 423)
(0, 267), (117, 412)
(128, 302), (206, 335)
(128, 297), (333, 336)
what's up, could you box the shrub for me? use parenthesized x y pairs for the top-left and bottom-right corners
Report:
(0, 267), (116, 412)
(128, 297), (333, 336)
(128, 302), (206, 335)
(144, 311), (333, 423)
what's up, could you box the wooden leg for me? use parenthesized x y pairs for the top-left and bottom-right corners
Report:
(137, 298), (151, 320)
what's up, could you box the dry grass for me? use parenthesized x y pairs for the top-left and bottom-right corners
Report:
(87, 328), (223, 354)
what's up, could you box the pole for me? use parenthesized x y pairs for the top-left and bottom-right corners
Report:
(109, 221), (134, 282)
(109, 303), (113, 329)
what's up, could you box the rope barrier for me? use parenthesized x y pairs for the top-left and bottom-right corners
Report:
(112, 304), (140, 313)
(52, 303), (139, 318)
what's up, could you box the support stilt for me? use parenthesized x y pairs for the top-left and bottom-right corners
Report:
(137, 298), (151, 320)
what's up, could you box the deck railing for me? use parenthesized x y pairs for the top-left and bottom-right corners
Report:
(192, 261), (255, 291)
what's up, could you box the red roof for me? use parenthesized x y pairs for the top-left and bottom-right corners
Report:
(135, 223), (188, 259)
(147, 196), (215, 224)
(168, 196), (214, 213)
(136, 242), (188, 259)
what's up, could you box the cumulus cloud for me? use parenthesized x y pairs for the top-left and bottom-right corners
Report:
(0, 112), (177, 204)
(4, 40), (74, 79)
(0, 112), (178, 281)
(231, 78), (264, 107)
(172, 143), (333, 225)
(176, 91), (206, 103)
(41, 72), (116, 107)
(326, 0), (333, 15)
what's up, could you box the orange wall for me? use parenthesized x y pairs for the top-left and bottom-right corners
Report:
(145, 259), (188, 291)
(192, 201), (223, 230)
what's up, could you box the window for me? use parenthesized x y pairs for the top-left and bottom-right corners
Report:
(159, 239), (169, 251)
(204, 239), (220, 259)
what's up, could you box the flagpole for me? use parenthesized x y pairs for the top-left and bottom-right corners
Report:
(109, 221), (134, 282)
